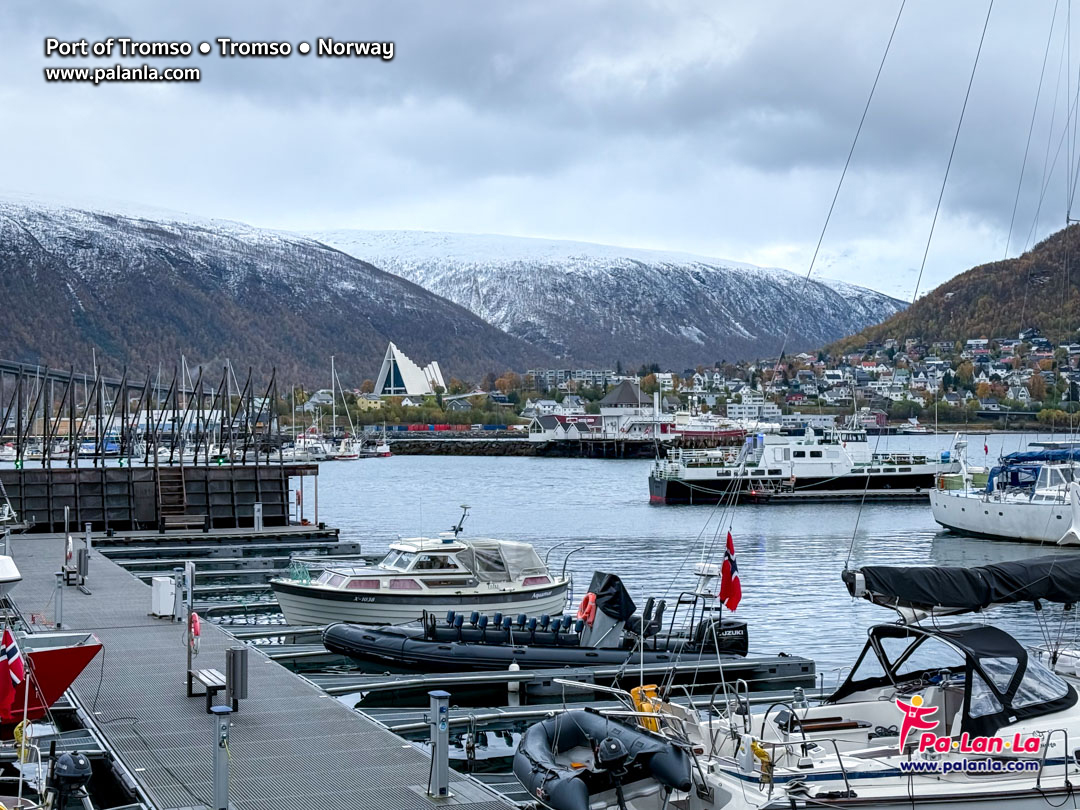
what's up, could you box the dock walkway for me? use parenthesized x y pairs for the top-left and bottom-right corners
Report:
(8, 534), (514, 810)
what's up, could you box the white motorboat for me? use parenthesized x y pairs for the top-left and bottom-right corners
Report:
(521, 556), (1080, 810)
(271, 509), (570, 625)
(930, 439), (1080, 543)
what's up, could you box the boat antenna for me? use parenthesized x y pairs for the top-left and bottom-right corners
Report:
(451, 504), (470, 537)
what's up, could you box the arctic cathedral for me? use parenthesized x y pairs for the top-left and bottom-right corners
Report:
(373, 342), (446, 397)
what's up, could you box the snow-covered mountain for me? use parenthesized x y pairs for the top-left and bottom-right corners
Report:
(311, 230), (907, 368)
(0, 198), (552, 382)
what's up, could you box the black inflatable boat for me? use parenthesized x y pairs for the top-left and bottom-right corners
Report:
(513, 709), (691, 810)
(322, 571), (748, 672)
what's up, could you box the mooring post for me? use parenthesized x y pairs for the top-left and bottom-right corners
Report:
(53, 572), (63, 629)
(427, 690), (452, 798)
(210, 705), (232, 810)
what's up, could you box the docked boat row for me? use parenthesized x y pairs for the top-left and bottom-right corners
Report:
(650, 425), (957, 503)
(322, 570), (750, 672)
(513, 556), (1080, 810)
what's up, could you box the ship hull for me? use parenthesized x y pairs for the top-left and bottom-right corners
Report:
(650, 471), (936, 504)
(930, 489), (1069, 543)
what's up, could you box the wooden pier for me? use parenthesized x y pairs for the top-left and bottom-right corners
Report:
(8, 533), (514, 810)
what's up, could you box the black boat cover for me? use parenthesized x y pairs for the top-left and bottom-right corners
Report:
(843, 556), (1080, 612)
(587, 571), (636, 622)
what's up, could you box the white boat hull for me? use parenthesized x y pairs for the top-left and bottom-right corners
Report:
(273, 581), (570, 626)
(930, 489), (1070, 543)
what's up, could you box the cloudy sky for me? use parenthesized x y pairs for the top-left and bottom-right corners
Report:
(1, 0), (1076, 297)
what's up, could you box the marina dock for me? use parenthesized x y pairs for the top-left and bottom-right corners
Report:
(8, 532), (514, 810)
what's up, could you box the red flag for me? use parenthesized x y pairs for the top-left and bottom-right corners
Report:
(984, 440), (989, 455)
(719, 532), (742, 612)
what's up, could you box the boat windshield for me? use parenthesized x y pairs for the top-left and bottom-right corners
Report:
(381, 551), (417, 571)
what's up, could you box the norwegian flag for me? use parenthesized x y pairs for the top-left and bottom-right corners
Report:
(2, 629), (24, 687)
(719, 531), (742, 612)
(0, 629), (24, 720)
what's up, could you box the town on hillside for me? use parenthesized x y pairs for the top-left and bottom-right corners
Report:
(311, 329), (1080, 434)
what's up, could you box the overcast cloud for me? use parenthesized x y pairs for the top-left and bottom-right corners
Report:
(1, 0), (1076, 297)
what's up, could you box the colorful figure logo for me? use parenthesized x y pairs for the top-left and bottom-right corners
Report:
(896, 694), (938, 749)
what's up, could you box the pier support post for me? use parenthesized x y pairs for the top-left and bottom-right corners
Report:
(210, 705), (232, 810)
(53, 572), (63, 629)
(427, 690), (452, 798)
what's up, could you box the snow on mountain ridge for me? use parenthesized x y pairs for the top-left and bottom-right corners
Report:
(312, 229), (906, 367)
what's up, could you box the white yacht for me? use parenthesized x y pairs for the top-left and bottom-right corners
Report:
(650, 427), (957, 503)
(517, 557), (1080, 810)
(270, 510), (569, 625)
(930, 440), (1080, 543)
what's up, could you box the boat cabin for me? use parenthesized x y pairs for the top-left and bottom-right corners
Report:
(828, 623), (1076, 741)
(310, 536), (555, 592)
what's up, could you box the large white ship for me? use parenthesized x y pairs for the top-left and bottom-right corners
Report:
(649, 427), (957, 504)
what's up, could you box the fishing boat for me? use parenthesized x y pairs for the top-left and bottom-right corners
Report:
(547, 556), (1080, 809)
(322, 569), (749, 671)
(330, 437), (361, 460)
(649, 426), (957, 503)
(360, 438), (392, 458)
(272, 508), (570, 625)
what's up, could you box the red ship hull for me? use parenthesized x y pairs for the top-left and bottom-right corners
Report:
(13, 633), (102, 722)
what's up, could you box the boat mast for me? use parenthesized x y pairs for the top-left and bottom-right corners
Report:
(331, 355), (336, 438)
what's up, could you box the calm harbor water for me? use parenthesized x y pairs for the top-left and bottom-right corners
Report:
(311, 430), (1080, 676)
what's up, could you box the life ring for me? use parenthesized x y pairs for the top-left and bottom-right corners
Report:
(189, 611), (201, 655)
(576, 592), (597, 626)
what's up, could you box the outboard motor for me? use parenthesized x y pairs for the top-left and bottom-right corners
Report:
(45, 751), (93, 809)
(579, 572), (636, 649)
(696, 617), (749, 657)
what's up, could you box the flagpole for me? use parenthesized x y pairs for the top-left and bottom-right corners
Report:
(15, 644), (30, 805)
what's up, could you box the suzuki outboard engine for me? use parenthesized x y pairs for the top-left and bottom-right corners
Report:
(695, 617), (749, 657)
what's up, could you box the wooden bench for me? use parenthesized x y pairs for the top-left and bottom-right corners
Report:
(190, 668), (231, 713)
(160, 514), (209, 533)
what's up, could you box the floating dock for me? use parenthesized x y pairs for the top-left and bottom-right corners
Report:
(8, 533), (514, 810)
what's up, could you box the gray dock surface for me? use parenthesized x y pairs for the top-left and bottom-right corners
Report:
(9, 534), (514, 810)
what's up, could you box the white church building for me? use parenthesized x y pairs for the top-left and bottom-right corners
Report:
(373, 342), (446, 397)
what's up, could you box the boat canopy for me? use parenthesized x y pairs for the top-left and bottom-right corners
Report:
(984, 464), (1040, 493)
(843, 556), (1080, 613)
(830, 623), (1077, 738)
(456, 540), (548, 583)
(1003, 448), (1080, 465)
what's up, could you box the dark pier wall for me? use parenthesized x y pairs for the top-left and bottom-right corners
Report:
(0, 464), (311, 533)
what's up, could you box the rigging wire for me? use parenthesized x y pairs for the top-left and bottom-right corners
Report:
(848, 1), (995, 569)
(909, 0), (995, 305)
(767, 0), (906, 381)
(1004, 0), (1060, 262)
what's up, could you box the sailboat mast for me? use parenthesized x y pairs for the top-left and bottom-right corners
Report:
(331, 355), (336, 436)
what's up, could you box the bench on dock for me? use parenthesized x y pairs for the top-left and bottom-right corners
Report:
(159, 514), (210, 534)
(188, 647), (248, 713)
(190, 668), (230, 713)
